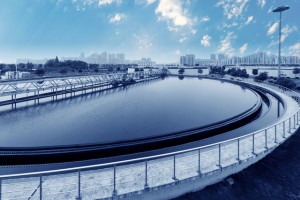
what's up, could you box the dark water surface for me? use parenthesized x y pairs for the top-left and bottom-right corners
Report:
(0, 77), (258, 147)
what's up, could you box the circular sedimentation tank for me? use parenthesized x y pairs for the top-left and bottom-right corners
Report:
(0, 76), (283, 165)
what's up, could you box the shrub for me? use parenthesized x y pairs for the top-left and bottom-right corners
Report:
(255, 72), (268, 81)
(35, 68), (45, 76)
(252, 68), (258, 75)
(276, 78), (296, 89)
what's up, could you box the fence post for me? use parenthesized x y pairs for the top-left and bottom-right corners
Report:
(297, 112), (299, 125)
(289, 118), (291, 133)
(283, 121), (286, 138)
(275, 125), (277, 144)
(265, 129), (268, 149)
(77, 170), (81, 200)
(172, 155), (178, 182)
(252, 134), (255, 156)
(40, 176), (43, 200)
(197, 149), (202, 176)
(0, 178), (2, 200)
(237, 139), (241, 163)
(294, 114), (296, 129)
(113, 165), (117, 197)
(218, 144), (222, 169)
(144, 160), (149, 189)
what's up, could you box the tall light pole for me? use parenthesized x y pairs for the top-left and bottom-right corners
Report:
(273, 6), (289, 78)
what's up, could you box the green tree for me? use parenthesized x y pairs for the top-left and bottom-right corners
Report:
(60, 68), (68, 74)
(35, 67), (45, 76)
(252, 69), (258, 75)
(276, 78), (296, 89)
(293, 68), (300, 75)
(255, 72), (268, 81)
(55, 56), (59, 64)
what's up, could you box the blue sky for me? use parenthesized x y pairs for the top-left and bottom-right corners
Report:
(0, 0), (299, 63)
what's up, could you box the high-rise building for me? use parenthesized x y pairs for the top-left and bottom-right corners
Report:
(131, 58), (156, 67)
(100, 52), (107, 64)
(180, 54), (195, 66)
(108, 53), (116, 64)
(116, 53), (125, 64)
(210, 54), (216, 60)
(180, 56), (186, 66)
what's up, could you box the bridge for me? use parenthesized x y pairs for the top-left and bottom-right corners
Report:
(0, 70), (162, 106)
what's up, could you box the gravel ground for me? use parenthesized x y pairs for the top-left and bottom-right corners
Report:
(174, 129), (300, 200)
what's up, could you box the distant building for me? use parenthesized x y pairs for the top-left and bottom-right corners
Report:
(116, 53), (125, 64)
(132, 58), (156, 67)
(210, 54), (216, 60)
(4, 71), (30, 80)
(16, 59), (48, 65)
(195, 59), (218, 66)
(180, 54), (195, 66)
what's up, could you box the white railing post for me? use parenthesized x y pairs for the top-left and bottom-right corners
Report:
(144, 160), (149, 189)
(77, 170), (81, 200)
(265, 129), (268, 149)
(197, 149), (202, 176)
(289, 118), (291, 133)
(252, 134), (255, 155)
(40, 176), (43, 200)
(0, 178), (2, 200)
(218, 144), (222, 169)
(237, 139), (241, 163)
(172, 155), (177, 181)
(113, 165), (117, 197)
(275, 125), (277, 144)
(283, 121), (286, 138)
(294, 114), (296, 129)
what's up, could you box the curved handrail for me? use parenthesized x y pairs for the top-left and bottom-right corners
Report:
(0, 77), (299, 179)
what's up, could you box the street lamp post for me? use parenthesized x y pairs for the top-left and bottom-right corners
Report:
(273, 6), (289, 78)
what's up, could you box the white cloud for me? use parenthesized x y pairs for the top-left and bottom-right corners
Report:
(257, 0), (266, 8)
(222, 22), (238, 29)
(268, 25), (297, 47)
(175, 49), (181, 55)
(200, 35), (212, 47)
(217, 32), (235, 55)
(98, 0), (115, 6)
(146, 0), (156, 5)
(245, 16), (253, 25)
(82, 0), (93, 5)
(81, 0), (121, 6)
(191, 29), (197, 34)
(239, 43), (248, 54)
(267, 21), (278, 36)
(109, 13), (126, 23)
(289, 42), (300, 56)
(267, 7), (273, 13)
(155, 0), (190, 27)
(134, 34), (153, 49)
(281, 25), (297, 43)
(179, 37), (188, 43)
(200, 16), (210, 22)
(254, 46), (261, 53)
(216, 0), (249, 20)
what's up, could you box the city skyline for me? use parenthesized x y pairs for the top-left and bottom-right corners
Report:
(14, 50), (300, 66)
(0, 0), (299, 63)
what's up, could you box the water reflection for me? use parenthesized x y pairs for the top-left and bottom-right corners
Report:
(178, 75), (185, 80)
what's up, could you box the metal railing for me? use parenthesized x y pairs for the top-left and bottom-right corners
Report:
(0, 70), (161, 97)
(0, 77), (299, 200)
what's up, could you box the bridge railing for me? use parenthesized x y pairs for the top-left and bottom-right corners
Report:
(0, 77), (299, 200)
(0, 70), (162, 97)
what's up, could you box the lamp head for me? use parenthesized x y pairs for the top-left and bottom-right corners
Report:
(273, 6), (290, 12)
